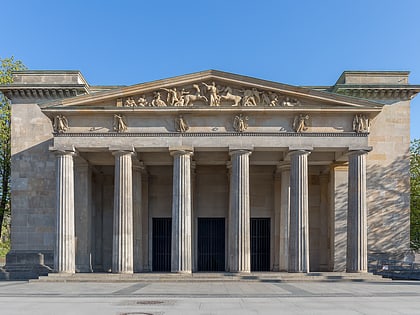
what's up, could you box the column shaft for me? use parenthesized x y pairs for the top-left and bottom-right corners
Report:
(112, 151), (134, 273)
(55, 150), (76, 273)
(279, 166), (290, 271)
(171, 149), (193, 273)
(74, 161), (92, 272)
(228, 150), (251, 272)
(288, 150), (310, 272)
(133, 165), (143, 272)
(347, 151), (368, 272)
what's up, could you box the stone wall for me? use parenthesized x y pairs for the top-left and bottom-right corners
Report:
(9, 102), (55, 267)
(367, 100), (411, 259)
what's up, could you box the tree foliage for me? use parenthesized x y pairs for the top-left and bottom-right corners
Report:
(0, 57), (27, 238)
(410, 139), (420, 250)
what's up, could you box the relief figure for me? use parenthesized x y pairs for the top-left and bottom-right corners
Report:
(219, 86), (242, 106)
(282, 97), (301, 107)
(353, 114), (370, 133)
(202, 82), (220, 106)
(53, 114), (69, 133)
(137, 95), (148, 107)
(241, 89), (258, 106)
(175, 115), (189, 132)
(124, 97), (137, 107)
(161, 87), (182, 106)
(183, 84), (208, 106)
(233, 114), (248, 132)
(151, 91), (167, 107)
(293, 114), (309, 132)
(113, 114), (128, 132)
(269, 92), (280, 106)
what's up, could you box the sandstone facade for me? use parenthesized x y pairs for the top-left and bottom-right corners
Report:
(1, 70), (418, 277)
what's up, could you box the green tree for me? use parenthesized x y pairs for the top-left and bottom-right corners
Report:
(410, 139), (420, 250)
(0, 57), (27, 238)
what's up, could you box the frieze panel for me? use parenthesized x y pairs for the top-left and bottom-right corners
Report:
(116, 81), (301, 108)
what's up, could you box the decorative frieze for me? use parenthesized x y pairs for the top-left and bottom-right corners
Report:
(116, 81), (301, 108)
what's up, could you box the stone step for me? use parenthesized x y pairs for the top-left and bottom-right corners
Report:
(34, 272), (390, 283)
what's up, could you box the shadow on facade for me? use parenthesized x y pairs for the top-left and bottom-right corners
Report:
(366, 156), (411, 261)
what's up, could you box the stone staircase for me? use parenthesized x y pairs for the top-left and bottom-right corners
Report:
(34, 271), (388, 283)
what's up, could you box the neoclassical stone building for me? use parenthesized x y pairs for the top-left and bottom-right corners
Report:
(1, 70), (419, 277)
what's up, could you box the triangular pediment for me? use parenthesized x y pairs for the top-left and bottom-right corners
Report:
(40, 70), (384, 111)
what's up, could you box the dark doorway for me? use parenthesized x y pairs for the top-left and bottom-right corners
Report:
(251, 218), (271, 271)
(152, 218), (172, 272)
(197, 218), (225, 271)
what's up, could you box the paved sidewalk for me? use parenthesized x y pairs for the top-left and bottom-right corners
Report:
(0, 280), (419, 314)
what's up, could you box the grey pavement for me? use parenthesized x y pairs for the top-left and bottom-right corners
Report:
(0, 280), (420, 314)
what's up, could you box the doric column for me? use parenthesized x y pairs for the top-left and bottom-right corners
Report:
(170, 148), (193, 273)
(319, 174), (329, 271)
(112, 150), (134, 274)
(132, 163), (143, 273)
(273, 169), (281, 271)
(278, 165), (290, 271)
(347, 150), (368, 272)
(228, 149), (252, 273)
(329, 163), (348, 271)
(54, 149), (76, 273)
(288, 150), (310, 273)
(74, 158), (92, 272)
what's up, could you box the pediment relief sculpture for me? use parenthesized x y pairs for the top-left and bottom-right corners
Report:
(116, 81), (301, 108)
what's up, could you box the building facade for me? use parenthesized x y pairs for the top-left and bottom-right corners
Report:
(1, 70), (419, 277)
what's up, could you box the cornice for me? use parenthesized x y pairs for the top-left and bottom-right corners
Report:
(333, 85), (420, 101)
(0, 84), (89, 101)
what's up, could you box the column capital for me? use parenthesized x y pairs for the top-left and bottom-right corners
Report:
(50, 145), (77, 156)
(276, 163), (290, 172)
(112, 150), (135, 157)
(169, 146), (194, 157)
(347, 149), (370, 156)
(229, 149), (252, 156)
(288, 149), (311, 156)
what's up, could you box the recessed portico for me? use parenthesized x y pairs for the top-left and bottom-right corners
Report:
(52, 136), (370, 274)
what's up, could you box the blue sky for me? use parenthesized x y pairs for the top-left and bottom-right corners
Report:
(2, 0), (420, 138)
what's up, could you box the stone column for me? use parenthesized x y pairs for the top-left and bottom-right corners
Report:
(54, 149), (76, 273)
(132, 164), (143, 273)
(279, 165), (290, 272)
(329, 163), (348, 271)
(74, 159), (92, 272)
(170, 148), (193, 273)
(288, 150), (310, 273)
(112, 150), (134, 274)
(319, 174), (329, 271)
(228, 149), (252, 273)
(273, 169), (281, 271)
(347, 150), (368, 273)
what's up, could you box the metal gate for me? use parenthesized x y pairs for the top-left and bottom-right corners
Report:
(197, 218), (225, 271)
(152, 218), (172, 272)
(251, 218), (271, 271)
